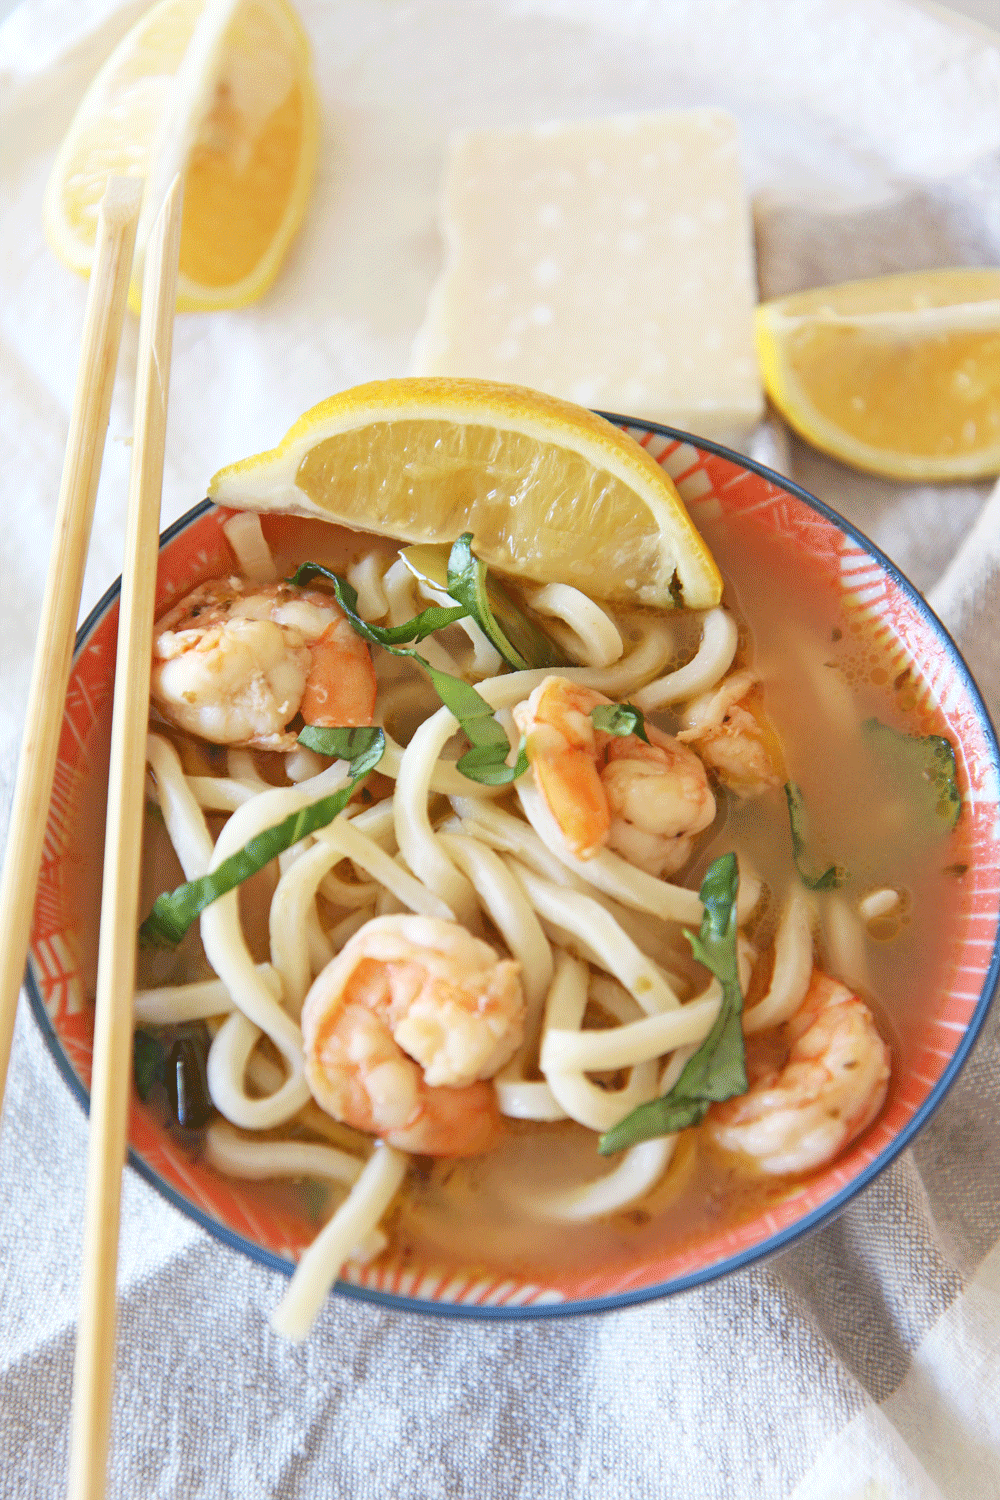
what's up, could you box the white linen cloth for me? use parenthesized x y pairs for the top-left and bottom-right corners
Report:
(1, 0), (1000, 1494)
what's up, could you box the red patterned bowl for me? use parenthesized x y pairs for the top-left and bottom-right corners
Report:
(27, 419), (1000, 1319)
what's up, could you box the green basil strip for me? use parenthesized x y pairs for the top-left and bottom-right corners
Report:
(297, 724), (384, 760)
(590, 702), (650, 744)
(598, 852), (748, 1153)
(400, 538), (566, 670)
(139, 730), (386, 948)
(454, 738), (530, 786)
(288, 562), (468, 645)
(133, 1029), (166, 1100)
(289, 561), (527, 787)
(445, 533), (530, 670)
(784, 781), (847, 890)
(862, 718), (961, 833)
(421, 660), (530, 785)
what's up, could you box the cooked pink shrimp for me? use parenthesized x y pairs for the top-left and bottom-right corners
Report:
(151, 576), (376, 750)
(707, 970), (890, 1175)
(677, 669), (783, 796)
(511, 676), (716, 876)
(301, 915), (525, 1156)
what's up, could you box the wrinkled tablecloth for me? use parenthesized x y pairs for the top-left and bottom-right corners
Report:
(2, 0), (1000, 1495)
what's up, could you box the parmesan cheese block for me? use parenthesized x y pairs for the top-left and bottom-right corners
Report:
(412, 110), (763, 444)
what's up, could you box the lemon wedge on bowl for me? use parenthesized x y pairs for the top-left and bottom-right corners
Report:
(755, 269), (1000, 481)
(42, 0), (319, 312)
(209, 377), (723, 609)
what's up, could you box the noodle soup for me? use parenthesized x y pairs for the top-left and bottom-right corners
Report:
(31, 431), (1000, 1326)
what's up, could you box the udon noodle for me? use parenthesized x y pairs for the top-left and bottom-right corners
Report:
(132, 507), (956, 1339)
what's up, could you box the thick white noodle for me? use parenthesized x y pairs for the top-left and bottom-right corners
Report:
(541, 986), (721, 1073)
(205, 1123), (387, 1266)
(270, 841), (345, 1017)
(317, 863), (379, 909)
(202, 762), (350, 1130)
(346, 551), (390, 621)
(438, 829), (562, 1118)
(285, 745), (329, 784)
(530, 583), (624, 668)
(206, 1120), (363, 1187)
(186, 776), (256, 812)
(393, 705), (481, 926)
(821, 892), (872, 995)
(382, 558), (460, 674)
(456, 616), (504, 678)
(508, 861), (681, 1015)
(316, 815), (453, 920)
(270, 1144), (408, 1341)
(277, 836), (312, 879)
(412, 573), (505, 678)
(527, 1137), (675, 1222)
(631, 607), (739, 711)
(452, 798), (577, 887)
(474, 624), (675, 711)
(448, 806), (688, 985)
(743, 887), (815, 1034)
(328, 905), (375, 950)
(540, 955), (658, 1131)
(521, 1034), (703, 1224)
(146, 734), (214, 878)
(516, 780), (704, 925)
(222, 512), (278, 583)
(858, 887), (901, 923)
(436, 833), (552, 1013)
(347, 800), (397, 849)
(525, 1040), (696, 1223)
(376, 724), (507, 800)
(307, 905), (333, 975)
(465, 779), (758, 934)
(492, 1075), (567, 1121)
(227, 748), (272, 794)
(134, 965), (280, 1026)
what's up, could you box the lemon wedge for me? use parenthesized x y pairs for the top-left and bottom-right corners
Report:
(209, 378), (723, 609)
(756, 269), (1000, 481)
(42, 0), (319, 312)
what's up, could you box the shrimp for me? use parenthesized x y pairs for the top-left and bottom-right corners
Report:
(301, 915), (525, 1156)
(677, 668), (783, 797)
(151, 576), (377, 750)
(511, 676), (716, 876)
(707, 970), (890, 1175)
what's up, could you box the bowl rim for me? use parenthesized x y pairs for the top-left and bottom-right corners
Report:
(25, 414), (1000, 1322)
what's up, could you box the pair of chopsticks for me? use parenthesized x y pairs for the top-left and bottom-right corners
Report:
(0, 175), (183, 1499)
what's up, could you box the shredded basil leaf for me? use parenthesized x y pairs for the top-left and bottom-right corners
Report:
(133, 1029), (166, 1101)
(862, 718), (961, 832)
(784, 781), (847, 890)
(445, 533), (530, 670)
(297, 724), (384, 761)
(598, 853), (747, 1153)
(288, 562), (468, 645)
(590, 702), (650, 744)
(288, 561), (528, 787)
(139, 729), (386, 948)
(401, 537), (565, 670)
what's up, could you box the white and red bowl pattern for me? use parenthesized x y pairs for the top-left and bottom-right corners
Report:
(27, 422), (1000, 1319)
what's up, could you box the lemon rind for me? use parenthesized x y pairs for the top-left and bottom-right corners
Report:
(209, 379), (723, 608)
(755, 298), (1000, 482)
(43, 0), (318, 315)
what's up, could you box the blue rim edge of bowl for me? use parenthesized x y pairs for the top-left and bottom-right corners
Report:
(23, 415), (1000, 1325)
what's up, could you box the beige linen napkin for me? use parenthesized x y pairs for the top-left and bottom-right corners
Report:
(2, 1), (999, 1496)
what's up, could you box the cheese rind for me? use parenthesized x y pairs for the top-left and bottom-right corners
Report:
(413, 110), (763, 444)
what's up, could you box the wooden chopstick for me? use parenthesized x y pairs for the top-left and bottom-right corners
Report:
(0, 177), (142, 1125)
(66, 174), (184, 1500)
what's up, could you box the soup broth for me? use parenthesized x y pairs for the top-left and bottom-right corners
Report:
(382, 509), (968, 1278)
(70, 503), (969, 1295)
